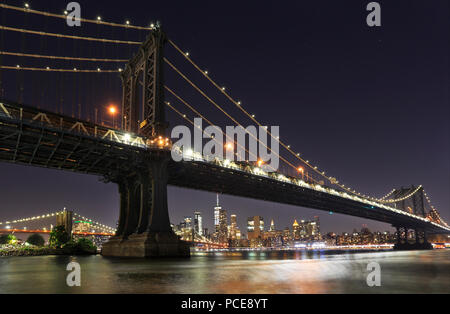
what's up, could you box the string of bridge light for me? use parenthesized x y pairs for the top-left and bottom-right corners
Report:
(379, 189), (396, 200)
(377, 185), (423, 204)
(422, 189), (448, 226)
(73, 213), (116, 232)
(0, 211), (65, 226)
(0, 51), (128, 62)
(164, 57), (319, 182)
(1, 65), (122, 73)
(0, 3), (154, 31)
(166, 100), (283, 175)
(1, 3), (437, 204)
(167, 39), (392, 202)
(165, 86), (259, 161)
(166, 86), (283, 174)
(0, 25), (142, 45)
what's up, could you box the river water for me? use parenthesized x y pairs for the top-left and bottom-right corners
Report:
(0, 249), (449, 294)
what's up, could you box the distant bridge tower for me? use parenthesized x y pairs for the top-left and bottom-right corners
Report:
(56, 209), (73, 235)
(121, 25), (168, 137)
(392, 186), (426, 217)
(391, 186), (432, 250)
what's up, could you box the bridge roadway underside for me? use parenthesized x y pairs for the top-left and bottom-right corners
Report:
(168, 161), (447, 234)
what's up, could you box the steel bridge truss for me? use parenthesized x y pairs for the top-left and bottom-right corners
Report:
(121, 27), (167, 138)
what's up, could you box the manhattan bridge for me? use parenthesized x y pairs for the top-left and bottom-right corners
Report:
(0, 3), (448, 257)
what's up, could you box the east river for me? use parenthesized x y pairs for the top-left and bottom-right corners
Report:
(0, 249), (449, 294)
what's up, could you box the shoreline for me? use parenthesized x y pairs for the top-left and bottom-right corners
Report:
(0, 247), (97, 257)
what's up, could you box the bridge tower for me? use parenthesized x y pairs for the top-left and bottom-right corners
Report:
(102, 26), (189, 258)
(120, 25), (168, 138)
(56, 209), (73, 235)
(391, 186), (432, 250)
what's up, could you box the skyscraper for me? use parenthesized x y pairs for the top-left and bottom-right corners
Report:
(269, 219), (275, 232)
(218, 208), (228, 243)
(214, 194), (221, 233)
(194, 211), (203, 236)
(247, 216), (264, 240)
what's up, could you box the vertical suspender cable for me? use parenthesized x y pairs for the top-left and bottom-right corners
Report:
(18, 9), (28, 104)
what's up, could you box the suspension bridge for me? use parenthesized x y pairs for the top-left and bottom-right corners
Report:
(0, 210), (115, 237)
(0, 3), (448, 257)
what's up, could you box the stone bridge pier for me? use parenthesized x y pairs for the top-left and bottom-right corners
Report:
(102, 151), (190, 258)
(393, 226), (433, 251)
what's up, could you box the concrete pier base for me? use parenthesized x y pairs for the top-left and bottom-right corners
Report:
(393, 242), (433, 251)
(102, 232), (190, 258)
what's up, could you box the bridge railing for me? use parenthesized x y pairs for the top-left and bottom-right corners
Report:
(172, 147), (450, 232)
(0, 100), (148, 149)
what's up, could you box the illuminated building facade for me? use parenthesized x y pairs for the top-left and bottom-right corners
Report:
(194, 211), (203, 236)
(247, 216), (264, 247)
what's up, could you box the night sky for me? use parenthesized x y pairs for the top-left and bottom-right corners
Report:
(0, 0), (448, 235)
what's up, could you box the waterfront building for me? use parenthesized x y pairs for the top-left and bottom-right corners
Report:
(194, 211), (203, 236)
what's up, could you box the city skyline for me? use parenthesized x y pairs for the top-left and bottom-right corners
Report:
(0, 0), (448, 296)
(172, 193), (399, 237)
(0, 1), (448, 237)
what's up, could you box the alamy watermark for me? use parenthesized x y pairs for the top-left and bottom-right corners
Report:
(66, 2), (81, 27)
(171, 118), (280, 172)
(66, 262), (81, 287)
(366, 2), (381, 27)
(366, 262), (381, 287)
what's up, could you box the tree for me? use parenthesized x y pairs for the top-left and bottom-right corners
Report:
(0, 234), (17, 245)
(49, 226), (71, 248)
(62, 238), (97, 254)
(77, 238), (97, 252)
(26, 234), (45, 247)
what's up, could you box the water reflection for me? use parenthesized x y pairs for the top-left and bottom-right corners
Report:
(0, 250), (449, 294)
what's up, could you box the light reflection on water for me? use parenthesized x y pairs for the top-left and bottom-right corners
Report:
(0, 250), (449, 294)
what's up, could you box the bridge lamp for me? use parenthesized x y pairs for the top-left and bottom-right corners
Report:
(108, 106), (118, 128)
(225, 143), (234, 151)
(257, 159), (264, 167)
(123, 134), (131, 142)
(297, 167), (305, 180)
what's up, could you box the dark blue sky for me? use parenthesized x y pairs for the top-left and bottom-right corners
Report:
(0, 0), (448, 234)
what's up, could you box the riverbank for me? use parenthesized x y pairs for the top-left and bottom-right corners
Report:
(0, 245), (97, 257)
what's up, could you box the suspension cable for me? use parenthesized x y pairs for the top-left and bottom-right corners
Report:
(0, 3), (152, 31)
(422, 189), (448, 226)
(165, 85), (277, 171)
(0, 25), (141, 45)
(377, 185), (423, 204)
(164, 57), (318, 182)
(1, 65), (121, 73)
(0, 51), (128, 62)
(167, 39), (382, 200)
(166, 99), (282, 173)
(379, 189), (396, 200)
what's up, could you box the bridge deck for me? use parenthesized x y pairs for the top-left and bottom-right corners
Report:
(0, 100), (448, 234)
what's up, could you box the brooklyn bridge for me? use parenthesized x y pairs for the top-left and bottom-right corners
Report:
(0, 3), (448, 257)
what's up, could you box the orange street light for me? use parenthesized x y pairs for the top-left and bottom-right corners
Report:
(257, 159), (264, 167)
(108, 106), (117, 115)
(225, 143), (234, 150)
(297, 167), (305, 180)
(108, 105), (118, 128)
